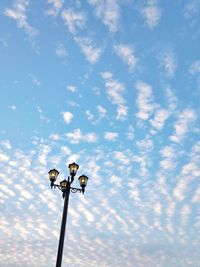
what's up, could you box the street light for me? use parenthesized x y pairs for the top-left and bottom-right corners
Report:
(48, 162), (89, 267)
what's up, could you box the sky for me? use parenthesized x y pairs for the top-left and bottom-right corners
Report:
(0, 0), (200, 266)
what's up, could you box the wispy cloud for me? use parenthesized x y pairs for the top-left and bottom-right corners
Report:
(0, 153), (9, 162)
(104, 131), (118, 141)
(46, 0), (63, 17)
(62, 8), (86, 34)
(67, 85), (77, 92)
(29, 73), (41, 86)
(97, 105), (107, 118)
(141, 3), (162, 29)
(88, 0), (120, 32)
(159, 51), (177, 78)
(180, 204), (191, 225)
(160, 145), (177, 170)
(150, 108), (169, 130)
(135, 81), (155, 121)
(65, 128), (98, 144)
(86, 110), (94, 121)
(8, 105), (17, 110)
(101, 72), (128, 120)
(192, 187), (200, 203)
(183, 0), (200, 21)
(114, 44), (137, 70)
(165, 87), (178, 112)
(125, 125), (135, 140)
(4, 0), (38, 38)
(136, 137), (154, 152)
(189, 60), (200, 74)
(62, 111), (74, 124)
(56, 43), (67, 58)
(170, 109), (196, 143)
(74, 37), (103, 64)
(1, 140), (12, 150)
(49, 133), (61, 141)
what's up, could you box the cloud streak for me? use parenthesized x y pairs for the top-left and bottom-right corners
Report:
(4, 0), (38, 38)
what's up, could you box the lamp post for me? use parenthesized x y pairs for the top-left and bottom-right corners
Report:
(48, 162), (89, 267)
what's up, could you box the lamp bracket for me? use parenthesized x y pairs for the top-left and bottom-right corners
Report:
(51, 183), (83, 194)
(70, 187), (82, 194)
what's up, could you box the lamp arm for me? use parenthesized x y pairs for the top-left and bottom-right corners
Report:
(51, 183), (66, 192)
(70, 187), (82, 193)
(51, 183), (83, 193)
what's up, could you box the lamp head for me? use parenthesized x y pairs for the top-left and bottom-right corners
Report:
(78, 175), (89, 194)
(60, 179), (68, 191)
(48, 169), (59, 187)
(68, 162), (79, 176)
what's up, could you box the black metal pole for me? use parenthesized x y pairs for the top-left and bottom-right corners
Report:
(56, 183), (70, 267)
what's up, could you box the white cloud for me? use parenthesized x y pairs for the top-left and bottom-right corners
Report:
(65, 128), (82, 144)
(88, 0), (120, 32)
(0, 153), (9, 162)
(191, 141), (200, 155)
(37, 106), (42, 113)
(165, 87), (177, 111)
(65, 128), (98, 144)
(150, 108), (169, 130)
(84, 133), (98, 143)
(29, 74), (41, 86)
(1, 140), (12, 150)
(46, 0), (63, 17)
(160, 159), (176, 171)
(8, 105), (17, 110)
(104, 131), (118, 141)
(62, 8), (86, 34)
(135, 81), (155, 120)
(49, 133), (61, 141)
(97, 105), (107, 117)
(114, 151), (130, 165)
(21, 189), (33, 200)
(170, 109), (196, 143)
(78, 202), (95, 223)
(0, 37), (8, 48)
(101, 72), (128, 120)
(141, 4), (162, 29)
(160, 146), (175, 158)
(128, 179), (140, 201)
(56, 43), (67, 58)
(101, 71), (112, 80)
(114, 44), (137, 69)
(62, 111), (73, 124)
(86, 110), (94, 121)
(67, 153), (80, 164)
(136, 137), (154, 152)
(180, 204), (191, 225)
(110, 175), (122, 187)
(181, 162), (200, 177)
(4, 0), (38, 38)
(38, 144), (51, 165)
(61, 146), (71, 155)
(192, 187), (200, 203)
(67, 85), (77, 92)
(117, 105), (128, 120)
(74, 37), (102, 64)
(189, 60), (200, 74)
(183, 1), (200, 21)
(0, 184), (15, 197)
(153, 202), (162, 215)
(159, 51), (177, 77)
(173, 179), (187, 201)
(126, 125), (134, 140)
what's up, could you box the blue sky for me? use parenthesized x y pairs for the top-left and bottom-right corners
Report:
(0, 1), (200, 266)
